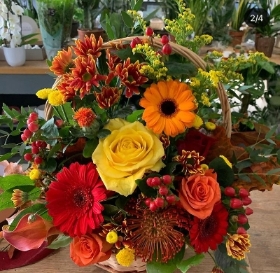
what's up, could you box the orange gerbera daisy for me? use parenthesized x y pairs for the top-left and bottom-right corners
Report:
(139, 80), (197, 137)
(74, 107), (96, 127)
(49, 47), (74, 76)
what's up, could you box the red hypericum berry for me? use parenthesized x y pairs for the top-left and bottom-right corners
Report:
(245, 207), (253, 215)
(28, 121), (39, 132)
(36, 140), (47, 148)
(31, 146), (40, 154)
(145, 26), (153, 37)
(162, 175), (172, 185)
(149, 201), (157, 212)
(224, 186), (235, 197)
(242, 197), (252, 206)
(237, 227), (247, 234)
(230, 198), (243, 209)
(159, 185), (168, 196)
(239, 188), (250, 198)
(146, 177), (153, 187)
(21, 134), (28, 142)
(40, 141), (47, 149)
(145, 198), (152, 207)
(34, 156), (43, 165)
(130, 37), (142, 48)
(23, 128), (33, 139)
(24, 153), (33, 161)
(237, 214), (248, 225)
(166, 194), (176, 204)
(161, 35), (169, 45)
(151, 177), (161, 187)
(55, 119), (64, 127)
(28, 112), (38, 122)
(154, 197), (164, 208)
(162, 43), (172, 55)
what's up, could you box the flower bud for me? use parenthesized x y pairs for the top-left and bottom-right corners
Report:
(237, 227), (247, 234)
(239, 188), (249, 198)
(224, 187), (235, 197)
(242, 196), (252, 206)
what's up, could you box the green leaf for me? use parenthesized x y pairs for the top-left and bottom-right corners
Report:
(209, 157), (234, 187)
(133, 0), (143, 11)
(83, 138), (99, 158)
(0, 153), (15, 161)
(121, 11), (134, 28)
(103, 204), (120, 216)
(40, 157), (57, 173)
(177, 253), (205, 273)
(127, 110), (144, 122)
(147, 260), (177, 273)
(0, 191), (15, 210)
(0, 175), (34, 191)
(97, 129), (111, 139)
(41, 118), (59, 146)
(135, 178), (157, 197)
(165, 62), (196, 77)
(47, 234), (72, 249)
(265, 125), (277, 140)
(113, 105), (134, 119)
(235, 160), (252, 172)
(105, 14), (116, 40)
(269, 95), (280, 106)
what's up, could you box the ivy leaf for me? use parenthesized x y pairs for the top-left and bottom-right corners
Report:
(41, 118), (59, 146)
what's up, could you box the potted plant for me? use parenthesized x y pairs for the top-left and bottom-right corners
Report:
(254, 1), (280, 57)
(76, 0), (104, 41)
(229, 0), (250, 47)
(0, 0), (38, 66)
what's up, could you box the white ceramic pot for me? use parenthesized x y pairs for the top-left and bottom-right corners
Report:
(3, 46), (26, 67)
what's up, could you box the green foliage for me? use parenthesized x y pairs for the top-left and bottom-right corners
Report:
(231, 0), (250, 31)
(47, 234), (72, 249)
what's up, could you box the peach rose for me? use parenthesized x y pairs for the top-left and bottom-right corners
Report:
(179, 169), (221, 219)
(70, 233), (112, 266)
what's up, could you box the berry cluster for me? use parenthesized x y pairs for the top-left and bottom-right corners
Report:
(21, 112), (47, 165)
(144, 175), (177, 211)
(224, 186), (253, 234)
(130, 27), (172, 56)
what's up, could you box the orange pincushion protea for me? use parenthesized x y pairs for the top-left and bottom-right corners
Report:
(74, 108), (96, 127)
(140, 80), (197, 137)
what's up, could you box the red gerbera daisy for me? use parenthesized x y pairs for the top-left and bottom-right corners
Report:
(46, 162), (107, 237)
(189, 202), (228, 253)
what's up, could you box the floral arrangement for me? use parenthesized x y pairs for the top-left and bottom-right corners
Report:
(0, 0), (37, 47)
(1, 1), (280, 273)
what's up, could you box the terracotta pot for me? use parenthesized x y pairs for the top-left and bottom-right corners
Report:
(229, 30), (244, 47)
(255, 36), (275, 57)
(77, 28), (105, 41)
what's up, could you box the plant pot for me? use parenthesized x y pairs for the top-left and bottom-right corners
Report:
(255, 36), (275, 57)
(35, 0), (75, 60)
(229, 30), (244, 47)
(77, 28), (105, 42)
(71, 21), (79, 38)
(3, 46), (26, 67)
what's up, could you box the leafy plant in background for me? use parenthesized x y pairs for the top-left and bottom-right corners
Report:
(230, 0), (250, 31)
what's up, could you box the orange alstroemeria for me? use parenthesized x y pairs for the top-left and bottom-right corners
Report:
(1, 214), (60, 251)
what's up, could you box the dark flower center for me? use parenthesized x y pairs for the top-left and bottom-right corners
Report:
(199, 215), (217, 239)
(73, 189), (90, 208)
(160, 100), (177, 116)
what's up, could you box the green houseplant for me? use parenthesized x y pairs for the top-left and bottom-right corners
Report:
(230, 0), (250, 46)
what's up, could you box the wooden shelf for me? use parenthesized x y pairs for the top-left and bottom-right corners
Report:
(0, 60), (50, 75)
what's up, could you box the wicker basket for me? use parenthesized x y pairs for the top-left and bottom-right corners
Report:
(44, 36), (232, 273)
(46, 36), (231, 138)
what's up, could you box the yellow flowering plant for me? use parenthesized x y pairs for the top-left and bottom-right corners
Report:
(0, 1), (280, 273)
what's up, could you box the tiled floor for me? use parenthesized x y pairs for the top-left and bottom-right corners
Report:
(2, 186), (280, 272)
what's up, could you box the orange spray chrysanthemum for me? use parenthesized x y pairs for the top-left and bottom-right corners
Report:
(226, 233), (251, 260)
(50, 47), (74, 76)
(74, 34), (103, 58)
(57, 74), (76, 101)
(74, 107), (96, 127)
(140, 80), (197, 137)
(95, 86), (121, 109)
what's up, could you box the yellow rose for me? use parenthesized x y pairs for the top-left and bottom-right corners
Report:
(92, 119), (165, 196)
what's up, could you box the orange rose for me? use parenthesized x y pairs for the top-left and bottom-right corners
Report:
(179, 169), (221, 219)
(70, 233), (112, 266)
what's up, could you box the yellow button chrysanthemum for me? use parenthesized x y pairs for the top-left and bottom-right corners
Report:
(48, 90), (64, 106)
(116, 248), (135, 267)
(36, 88), (54, 100)
(192, 115), (203, 129)
(219, 155), (232, 168)
(205, 122), (216, 131)
(29, 169), (41, 180)
(106, 230), (118, 244)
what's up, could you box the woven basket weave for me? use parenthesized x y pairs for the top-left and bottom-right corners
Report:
(45, 36), (232, 273)
(45, 36), (231, 138)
